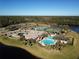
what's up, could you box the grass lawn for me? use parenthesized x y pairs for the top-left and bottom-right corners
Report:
(0, 31), (79, 59)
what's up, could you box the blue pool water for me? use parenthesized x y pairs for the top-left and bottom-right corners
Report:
(39, 36), (57, 45)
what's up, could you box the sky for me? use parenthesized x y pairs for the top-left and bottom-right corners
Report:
(0, 0), (79, 16)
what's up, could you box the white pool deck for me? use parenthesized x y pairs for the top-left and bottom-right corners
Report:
(39, 36), (57, 46)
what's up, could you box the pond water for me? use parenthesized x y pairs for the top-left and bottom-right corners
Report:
(70, 25), (79, 32)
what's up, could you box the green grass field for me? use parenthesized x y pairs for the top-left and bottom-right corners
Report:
(0, 32), (79, 59)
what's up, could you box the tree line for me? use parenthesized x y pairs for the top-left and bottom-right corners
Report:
(0, 16), (79, 27)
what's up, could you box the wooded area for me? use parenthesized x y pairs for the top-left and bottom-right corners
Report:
(0, 16), (79, 27)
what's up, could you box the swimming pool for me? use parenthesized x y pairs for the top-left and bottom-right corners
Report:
(39, 36), (57, 46)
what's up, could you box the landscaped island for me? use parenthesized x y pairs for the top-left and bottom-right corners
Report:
(0, 16), (79, 59)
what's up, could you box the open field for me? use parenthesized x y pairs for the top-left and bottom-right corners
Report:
(0, 31), (79, 59)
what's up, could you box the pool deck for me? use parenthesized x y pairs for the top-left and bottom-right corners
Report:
(39, 36), (57, 46)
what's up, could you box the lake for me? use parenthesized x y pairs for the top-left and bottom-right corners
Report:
(70, 25), (79, 32)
